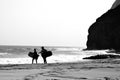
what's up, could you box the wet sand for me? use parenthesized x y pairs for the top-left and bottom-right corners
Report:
(0, 59), (120, 80)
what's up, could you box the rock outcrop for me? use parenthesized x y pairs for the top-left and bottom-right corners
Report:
(86, 1), (120, 50)
(111, 0), (120, 9)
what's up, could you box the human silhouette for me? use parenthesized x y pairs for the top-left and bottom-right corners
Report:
(39, 46), (52, 64)
(32, 48), (39, 64)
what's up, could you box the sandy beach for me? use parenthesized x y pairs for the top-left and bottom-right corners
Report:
(0, 59), (120, 80)
(0, 0), (119, 79)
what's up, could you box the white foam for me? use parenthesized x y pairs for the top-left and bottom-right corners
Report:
(47, 54), (87, 63)
(0, 53), (87, 64)
(0, 53), (8, 55)
(0, 49), (108, 64)
(55, 47), (80, 51)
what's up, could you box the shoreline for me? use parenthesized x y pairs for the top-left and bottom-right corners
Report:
(0, 59), (120, 80)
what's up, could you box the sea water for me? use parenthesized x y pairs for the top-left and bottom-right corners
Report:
(0, 46), (108, 64)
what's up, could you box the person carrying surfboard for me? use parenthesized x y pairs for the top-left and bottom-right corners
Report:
(39, 46), (52, 64)
(32, 48), (39, 64)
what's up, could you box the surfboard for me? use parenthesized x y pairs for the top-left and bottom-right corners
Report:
(28, 52), (39, 58)
(28, 52), (34, 58)
(46, 51), (52, 57)
(41, 51), (52, 58)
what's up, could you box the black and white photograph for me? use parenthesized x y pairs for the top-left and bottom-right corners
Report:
(0, 0), (120, 80)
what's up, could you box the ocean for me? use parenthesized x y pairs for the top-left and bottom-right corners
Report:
(0, 46), (108, 64)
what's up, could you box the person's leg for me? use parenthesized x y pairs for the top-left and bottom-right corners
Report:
(32, 58), (34, 64)
(35, 58), (38, 64)
(43, 57), (47, 64)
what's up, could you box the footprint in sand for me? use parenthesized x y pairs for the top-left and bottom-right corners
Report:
(24, 73), (39, 80)
(46, 79), (60, 80)
(40, 70), (87, 80)
(23, 70), (88, 80)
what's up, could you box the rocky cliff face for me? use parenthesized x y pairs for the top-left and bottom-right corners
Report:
(86, 2), (120, 50)
(111, 0), (120, 9)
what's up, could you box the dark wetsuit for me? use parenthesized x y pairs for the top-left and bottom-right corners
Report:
(40, 48), (48, 64)
(32, 49), (39, 64)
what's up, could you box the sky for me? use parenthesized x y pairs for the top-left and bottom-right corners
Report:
(0, 0), (115, 47)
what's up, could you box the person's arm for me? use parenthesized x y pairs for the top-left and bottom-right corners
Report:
(39, 50), (43, 54)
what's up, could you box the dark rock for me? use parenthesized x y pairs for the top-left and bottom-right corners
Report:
(86, 5), (120, 50)
(83, 54), (120, 59)
(111, 0), (120, 9)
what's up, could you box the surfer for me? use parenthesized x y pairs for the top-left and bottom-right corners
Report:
(39, 47), (48, 64)
(32, 48), (39, 64)
(39, 46), (52, 64)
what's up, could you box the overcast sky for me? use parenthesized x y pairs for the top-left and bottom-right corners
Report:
(0, 0), (115, 47)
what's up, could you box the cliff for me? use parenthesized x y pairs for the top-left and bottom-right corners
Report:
(111, 0), (120, 9)
(86, 3), (120, 50)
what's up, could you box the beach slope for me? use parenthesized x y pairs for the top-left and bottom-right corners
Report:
(0, 59), (120, 80)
